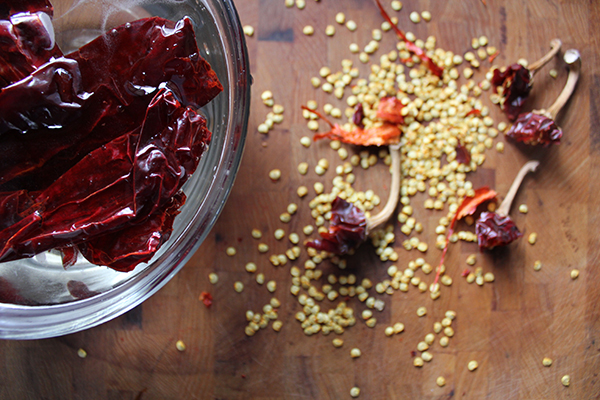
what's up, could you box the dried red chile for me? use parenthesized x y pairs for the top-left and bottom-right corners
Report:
(491, 64), (532, 122)
(475, 211), (523, 249)
(505, 112), (562, 145)
(0, 6), (222, 271)
(306, 197), (367, 255)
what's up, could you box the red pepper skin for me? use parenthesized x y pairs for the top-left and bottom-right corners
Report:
(0, 1), (54, 19)
(376, 96), (404, 125)
(476, 211), (523, 249)
(78, 192), (185, 272)
(352, 103), (365, 129)
(0, 8), (62, 87)
(306, 197), (367, 255)
(491, 64), (532, 122)
(0, 17), (222, 190)
(0, 88), (210, 267)
(505, 112), (562, 146)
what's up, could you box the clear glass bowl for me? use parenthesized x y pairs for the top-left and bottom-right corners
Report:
(0, 0), (250, 339)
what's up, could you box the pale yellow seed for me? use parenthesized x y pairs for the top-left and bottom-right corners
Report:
(409, 11), (421, 23)
(571, 269), (580, 280)
(310, 77), (321, 87)
(333, 338), (344, 348)
(307, 120), (319, 131)
(266, 280), (277, 292)
(484, 272), (495, 282)
(269, 169), (281, 181)
(346, 20), (357, 31)
(243, 25), (254, 37)
(175, 340), (186, 351)
(273, 104), (284, 114)
(349, 43), (360, 53)
(350, 387), (360, 398)
(258, 243), (269, 253)
(561, 375), (570, 387)
(335, 12), (346, 24)
(325, 25), (335, 36)
(234, 281), (244, 293)
(385, 327), (395, 336)
(303, 225), (314, 235)
(257, 123), (269, 134)
(534, 260), (542, 271)
(421, 11), (431, 22)
(413, 357), (424, 367)
(261, 90), (273, 101)
(272, 321), (283, 332)
(439, 336), (449, 347)
(468, 360), (478, 371)
(542, 357), (553, 367)
(549, 69), (558, 78)
(421, 351), (433, 362)
(297, 186), (308, 198)
(416, 306), (427, 317)
(303, 25), (314, 36)
(251, 229), (262, 239)
(295, 0), (305, 9)
(284, 0), (294, 7)
(77, 348), (87, 358)
(226, 246), (236, 256)
(208, 273), (219, 284)
(245, 262), (257, 273)
(528, 232), (537, 245)
(519, 204), (528, 213)
(298, 162), (308, 175)
(436, 376), (446, 387)
(274, 229), (285, 240)
(256, 273), (265, 285)
(496, 142), (504, 153)
(350, 348), (361, 358)
(391, 1), (402, 11)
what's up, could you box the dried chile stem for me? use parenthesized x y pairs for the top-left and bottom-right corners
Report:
(528, 38), (562, 75)
(367, 144), (401, 233)
(496, 160), (540, 216)
(545, 49), (581, 119)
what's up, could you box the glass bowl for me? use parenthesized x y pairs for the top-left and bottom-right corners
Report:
(0, 0), (250, 339)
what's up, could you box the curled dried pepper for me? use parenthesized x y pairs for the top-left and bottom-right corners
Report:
(306, 197), (367, 255)
(505, 49), (581, 146)
(505, 112), (562, 145)
(491, 39), (561, 121)
(375, 96), (404, 125)
(475, 160), (539, 249)
(491, 64), (532, 122)
(302, 106), (401, 146)
(475, 212), (522, 249)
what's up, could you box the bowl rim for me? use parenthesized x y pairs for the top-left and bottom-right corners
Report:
(0, 0), (251, 340)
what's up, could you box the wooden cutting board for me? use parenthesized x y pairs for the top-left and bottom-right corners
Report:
(2, 0), (600, 399)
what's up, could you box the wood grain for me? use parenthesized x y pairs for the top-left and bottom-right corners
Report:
(1, 0), (600, 399)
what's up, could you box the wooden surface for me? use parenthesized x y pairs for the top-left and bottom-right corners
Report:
(2, 0), (600, 399)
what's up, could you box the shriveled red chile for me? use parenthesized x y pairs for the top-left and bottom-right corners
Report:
(0, 16), (221, 190)
(476, 211), (523, 249)
(491, 64), (532, 122)
(306, 197), (367, 255)
(505, 112), (562, 146)
(0, 6), (222, 272)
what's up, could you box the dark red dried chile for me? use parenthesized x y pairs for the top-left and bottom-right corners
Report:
(0, 7), (222, 272)
(306, 197), (367, 255)
(491, 64), (532, 122)
(505, 112), (562, 146)
(476, 211), (523, 249)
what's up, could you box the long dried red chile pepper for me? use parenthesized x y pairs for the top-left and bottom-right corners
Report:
(0, 6), (222, 271)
